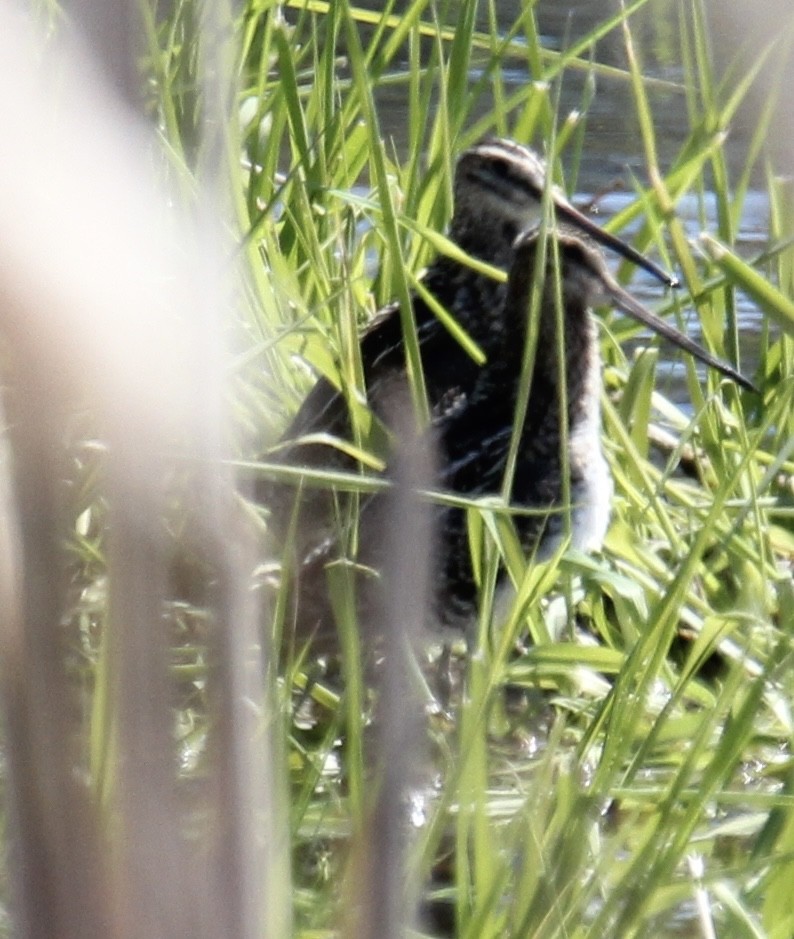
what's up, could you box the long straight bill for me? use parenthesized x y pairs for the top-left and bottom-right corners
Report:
(603, 276), (757, 392)
(554, 197), (680, 290)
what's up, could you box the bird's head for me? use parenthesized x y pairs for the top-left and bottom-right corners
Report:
(452, 137), (678, 289)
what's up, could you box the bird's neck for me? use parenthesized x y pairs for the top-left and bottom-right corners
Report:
(504, 290), (598, 428)
(422, 253), (510, 351)
(450, 218), (520, 271)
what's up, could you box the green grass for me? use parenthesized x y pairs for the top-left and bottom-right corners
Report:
(39, 0), (794, 936)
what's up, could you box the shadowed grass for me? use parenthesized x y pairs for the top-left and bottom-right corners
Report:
(24, 0), (794, 937)
(161, 1), (794, 936)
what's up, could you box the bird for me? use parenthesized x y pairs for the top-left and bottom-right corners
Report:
(261, 137), (753, 649)
(429, 224), (757, 630)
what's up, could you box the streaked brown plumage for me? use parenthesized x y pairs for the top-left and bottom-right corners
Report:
(260, 138), (753, 649)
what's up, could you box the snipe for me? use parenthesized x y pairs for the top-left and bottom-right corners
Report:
(262, 138), (753, 646)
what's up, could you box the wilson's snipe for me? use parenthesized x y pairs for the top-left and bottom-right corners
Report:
(263, 138), (753, 645)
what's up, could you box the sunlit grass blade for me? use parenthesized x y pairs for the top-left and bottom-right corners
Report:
(701, 233), (794, 336)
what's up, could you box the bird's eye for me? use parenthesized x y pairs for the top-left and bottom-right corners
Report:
(491, 158), (510, 178)
(568, 245), (586, 265)
(502, 221), (518, 242)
